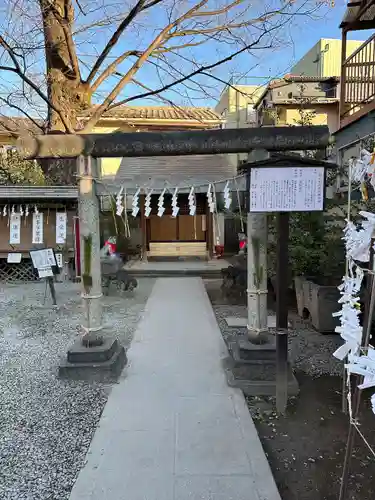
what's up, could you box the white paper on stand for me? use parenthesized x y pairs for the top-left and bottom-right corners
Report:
(56, 212), (67, 244)
(7, 253), (22, 263)
(38, 267), (53, 278)
(9, 214), (21, 244)
(32, 213), (44, 244)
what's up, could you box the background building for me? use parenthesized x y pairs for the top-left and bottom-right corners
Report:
(291, 38), (365, 78)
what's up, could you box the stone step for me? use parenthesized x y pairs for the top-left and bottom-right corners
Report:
(223, 357), (299, 397)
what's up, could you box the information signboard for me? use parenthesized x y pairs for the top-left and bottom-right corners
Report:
(249, 166), (325, 213)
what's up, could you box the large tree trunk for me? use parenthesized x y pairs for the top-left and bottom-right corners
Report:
(40, 0), (91, 184)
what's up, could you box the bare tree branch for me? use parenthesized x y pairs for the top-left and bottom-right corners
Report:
(0, 35), (72, 132)
(0, 96), (45, 132)
(82, 0), (209, 131)
(91, 50), (142, 92)
(85, 0), (166, 85)
(108, 27), (274, 110)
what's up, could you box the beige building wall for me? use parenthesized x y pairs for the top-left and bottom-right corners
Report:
(291, 38), (365, 77)
(215, 84), (263, 167)
(284, 104), (339, 132)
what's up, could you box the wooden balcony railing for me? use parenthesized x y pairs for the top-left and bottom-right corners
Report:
(341, 33), (375, 125)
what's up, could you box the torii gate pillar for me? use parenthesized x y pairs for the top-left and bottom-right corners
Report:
(59, 156), (126, 379)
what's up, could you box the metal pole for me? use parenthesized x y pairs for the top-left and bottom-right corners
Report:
(77, 155), (103, 346)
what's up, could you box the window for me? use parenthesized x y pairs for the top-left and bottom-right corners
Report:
(246, 104), (257, 126)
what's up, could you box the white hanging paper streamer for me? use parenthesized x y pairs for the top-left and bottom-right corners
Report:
(145, 189), (153, 218)
(9, 213), (21, 245)
(206, 184), (215, 213)
(34, 205), (39, 215)
(19, 205), (24, 217)
(11, 205), (15, 215)
(131, 188), (140, 217)
(346, 348), (375, 414)
(332, 156), (375, 414)
(188, 186), (196, 216)
(56, 212), (67, 244)
(332, 266), (364, 361)
(25, 205), (29, 217)
(32, 212), (44, 244)
(223, 181), (232, 210)
(157, 188), (166, 218)
(346, 349), (375, 390)
(171, 187), (179, 217)
(350, 149), (375, 188)
(2, 205), (7, 217)
(343, 211), (375, 262)
(116, 186), (124, 216)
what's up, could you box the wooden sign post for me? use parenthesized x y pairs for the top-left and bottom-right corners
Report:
(29, 248), (60, 305)
(249, 161), (327, 414)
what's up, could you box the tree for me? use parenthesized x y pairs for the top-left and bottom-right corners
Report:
(0, 149), (46, 184)
(0, 0), (333, 181)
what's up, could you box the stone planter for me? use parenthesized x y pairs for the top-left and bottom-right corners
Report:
(294, 276), (341, 333)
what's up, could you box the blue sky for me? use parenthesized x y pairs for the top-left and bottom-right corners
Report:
(0, 0), (372, 117)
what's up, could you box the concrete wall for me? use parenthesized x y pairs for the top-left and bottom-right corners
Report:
(214, 84), (263, 170)
(333, 111), (375, 166)
(291, 38), (366, 77)
(255, 80), (340, 133)
(283, 104), (339, 132)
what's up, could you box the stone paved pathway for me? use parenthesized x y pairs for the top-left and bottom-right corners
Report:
(69, 277), (281, 500)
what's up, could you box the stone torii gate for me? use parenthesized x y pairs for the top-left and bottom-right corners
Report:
(18, 126), (330, 378)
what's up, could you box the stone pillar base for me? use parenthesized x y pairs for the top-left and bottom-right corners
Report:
(59, 338), (126, 381)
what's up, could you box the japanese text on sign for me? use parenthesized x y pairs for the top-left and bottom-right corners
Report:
(249, 167), (325, 213)
(32, 213), (44, 244)
(30, 248), (56, 270)
(9, 214), (21, 244)
(56, 212), (67, 244)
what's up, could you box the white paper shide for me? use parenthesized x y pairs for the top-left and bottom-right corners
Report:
(56, 212), (67, 244)
(9, 213), (21, 244)
(32, 212), (44, 244)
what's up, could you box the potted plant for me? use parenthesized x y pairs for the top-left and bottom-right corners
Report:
(292, 206), (346, 333)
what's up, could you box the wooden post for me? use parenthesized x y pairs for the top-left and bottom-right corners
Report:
(339, 28), (347, 123)
(276, 212), (289, 329)
(47, 276), (57, 305)
(276, 211), (290, 414)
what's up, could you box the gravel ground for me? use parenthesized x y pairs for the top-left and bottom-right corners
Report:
(205, 279), (375, 500)
(205, 278), (343, 377)
(0, 278), (155, 500)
